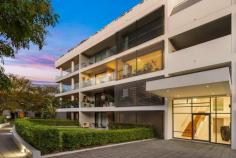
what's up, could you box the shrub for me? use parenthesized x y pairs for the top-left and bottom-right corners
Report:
(0, 116), (6, 124)
(62, 128), (154, 150)
(15, 119), (61, 154)
(29, 119), (80, 126)
(108, 123), (153, 130)
(15, 119), (154, 154)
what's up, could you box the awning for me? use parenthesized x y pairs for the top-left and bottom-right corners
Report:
(146, 67), (231, 98)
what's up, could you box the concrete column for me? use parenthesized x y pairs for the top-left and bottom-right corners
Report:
(59, 83), (63, 93)
(231, 12), (236, 149)
(71, 95), (75, 101)
(232, 62), (236, 149)
(71, 61), (75, 72)
(60, 67), (63, 76)
(71, 112), (74, 120)
(71, 78), (75, 90)
(79, 112), (95, 127)
(164, 98), (172, 140)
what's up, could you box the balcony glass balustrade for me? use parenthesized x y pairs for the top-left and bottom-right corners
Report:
(62, 85), (72, 93)
(82, 72), (115, 88)
(81, 46), (117, 68)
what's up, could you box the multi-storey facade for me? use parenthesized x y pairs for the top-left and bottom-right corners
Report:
(55, 0), (236, 149)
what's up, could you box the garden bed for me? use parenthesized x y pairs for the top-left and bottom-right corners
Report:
(15, 119), (154, 155)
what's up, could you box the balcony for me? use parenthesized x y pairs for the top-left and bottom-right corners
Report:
(169, 0), (231, 34)
(82, 72), (115, 88)
(81, 46), (117, 68)
(167, 35), (232, 74)
(81, 89), (114, 108)
(118, 42), (164, 80)
(62, 85), (72, 93)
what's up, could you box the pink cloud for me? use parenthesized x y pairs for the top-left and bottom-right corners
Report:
(4, 64), (59, 83)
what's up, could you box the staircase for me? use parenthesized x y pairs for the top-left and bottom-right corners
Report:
(182, 115), (206, 137)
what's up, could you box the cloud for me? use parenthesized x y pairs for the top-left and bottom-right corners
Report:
(3, 64), (59, 84)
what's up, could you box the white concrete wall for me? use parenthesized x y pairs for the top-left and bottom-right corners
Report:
(169, 0), (231, 34)
(167, 35), (232, 74)
(79, 112), (95, 126)
(232, 62), (236, 149)
(164, 98), (172, 140)
(231, 11), (236, 150)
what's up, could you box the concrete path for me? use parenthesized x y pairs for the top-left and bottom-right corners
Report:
(52, 139), (236, 158)
(0, 125), (27, 158)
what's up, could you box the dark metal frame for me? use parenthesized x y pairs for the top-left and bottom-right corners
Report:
(172, 95), (232, 145)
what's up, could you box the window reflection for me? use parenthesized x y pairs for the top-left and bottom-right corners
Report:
(118, 46), (163, 80)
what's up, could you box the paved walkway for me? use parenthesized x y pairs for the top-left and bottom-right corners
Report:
(0, 125), (27, 158)
(53, 139), (236, 158)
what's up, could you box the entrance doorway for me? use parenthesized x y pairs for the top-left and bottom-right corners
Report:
(173, 96), (231, 144)
(192, 113), (210, 142)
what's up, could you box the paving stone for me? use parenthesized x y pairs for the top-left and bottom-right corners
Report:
(53, 139), (236, 158)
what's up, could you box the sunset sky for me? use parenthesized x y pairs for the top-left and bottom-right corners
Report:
(3, 0), (141, 85)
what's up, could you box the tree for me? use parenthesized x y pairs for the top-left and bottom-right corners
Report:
(0, 0), (59, 89)
(0, 75), (59, 116)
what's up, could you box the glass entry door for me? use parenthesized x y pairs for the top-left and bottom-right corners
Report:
(192, 114), (210, 142)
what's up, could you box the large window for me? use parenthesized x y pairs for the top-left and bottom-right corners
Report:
(120, 6), (164, 51)
(137, 50), (163, 75)
(173, 96), (231, 144)
(117, 42), (164, 80)
(114, 78), (165, 107)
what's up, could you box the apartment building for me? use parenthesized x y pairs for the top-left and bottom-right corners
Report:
(55, 0), (236, 149)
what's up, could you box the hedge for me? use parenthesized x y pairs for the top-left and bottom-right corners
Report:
(62, 128), (154, 150)
(0, 116), (5, 124)
(15, 119), (154, 154)
(29, 119), (80, 126)
(108, 123), (153, 130)
(15, 119), (61, 154)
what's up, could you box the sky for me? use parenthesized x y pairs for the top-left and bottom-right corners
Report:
(3, 0), (141, 85)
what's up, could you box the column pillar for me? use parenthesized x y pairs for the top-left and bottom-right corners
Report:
(71, 112), (74, 120)
(59, 83), (63, 93)
(60, 67), (63, 76)
(71, 78), (75, 90)
(231, 11), (236, 149)
(164, 98), (172, 140)
(71, 61), (75, 72)
(71, 95), (75, 101)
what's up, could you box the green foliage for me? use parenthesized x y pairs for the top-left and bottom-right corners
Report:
(0, 0), (59, 55)
(0, 75), (58, 114)
(15, 119), (154, 154)
(0, 0), (59, 90)
(15, 119), (61, 154)
(0, 67), (10, 91)
(108, 123), (153, 130)
(29, 119), (80, 126)
(62, 128), (154, 150)
(0, 115), (6, 123)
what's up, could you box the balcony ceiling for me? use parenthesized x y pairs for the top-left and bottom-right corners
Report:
(82, 35), (116, 57)
(146, 67), (231, 98)
(83, 61), (116, 75)
(169, 15), (231, 51)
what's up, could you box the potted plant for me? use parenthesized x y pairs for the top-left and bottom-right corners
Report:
(107, 95), (114, 107)
(90, 101), (95, 107)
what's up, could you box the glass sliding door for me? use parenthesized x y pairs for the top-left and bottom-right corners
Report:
(192, 114), (210, 141)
